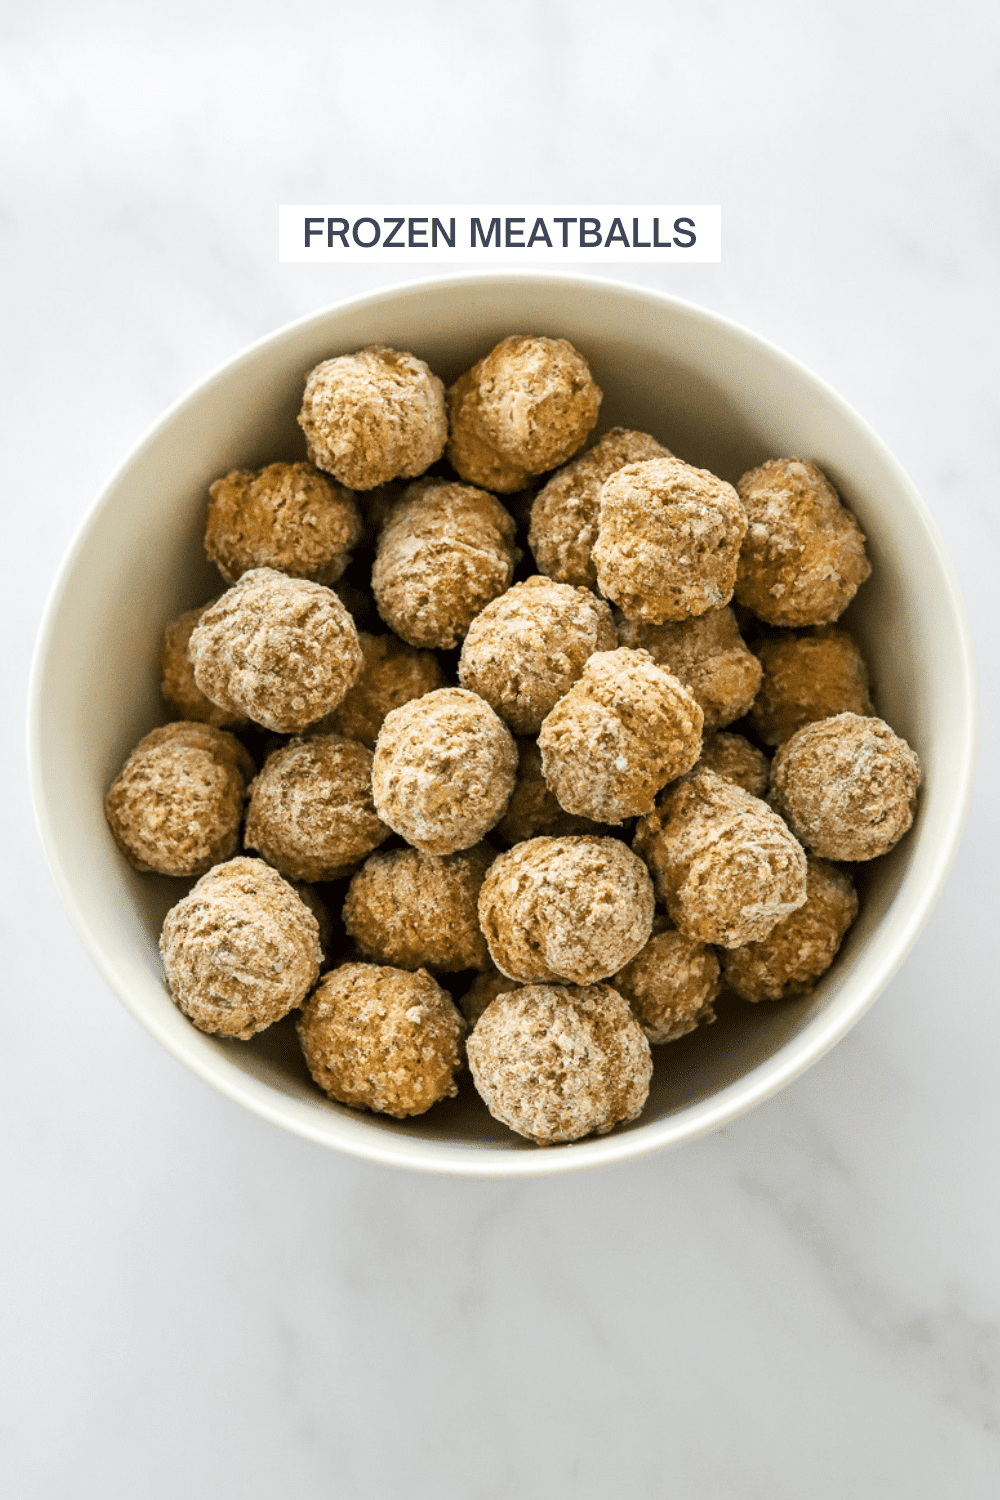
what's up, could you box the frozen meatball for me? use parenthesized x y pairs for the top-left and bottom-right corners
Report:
(314, 631), (444, 748)
(342, 843), (495, 972)
(160, 857), (321, 1038)
(372, 480), (519, 649)
(611, 918), (719, 1044)
(496, 739), (602, 844)
(189, 567), (363, 733)
(204, 462), (362, 586)
(298, 345), (447, 490)
(617, 606), (761, 730)
(298, 962), (463, 1117)
(447, 335), (602, 493)
(457, 967), (523, 1030)
(735, 458), (871, 626)
(693, 732), (770, 799)
(751, 626), (874, 746)
(594, 456), (747, 624)
(722, 858), (858, 1002)
(769, 712), (921, 861)
(537, 648), (703, 823)
(459, 576), (616, 734)
(466, 983), (652, 1145)
(529, 427), (669, 588)
(478, 836), (654, 984)
(160, 602), (249, 729)
(105, 721), (254, 877)
(372, 688), (516, 853)
(634, 769), (807, 948)
(243, 734), (389, 883)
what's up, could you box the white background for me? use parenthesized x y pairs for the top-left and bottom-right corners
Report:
(3, 3), (999, 1495)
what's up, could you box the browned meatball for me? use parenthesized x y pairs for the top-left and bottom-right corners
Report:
(372, 689), (517, 854)
(204, 462), (362, 586)
(298, 962), (463, 1117)
(593, 457), (747, 624)
(160, 857), (322, 1038)
(633, 769), (807, 948)
(188, 568), (363, 733)
(342, 843), (495, 973)
(537, 648), (703, 823)
(466, 983), (652, 1145)
(298, 346), (447, 490)
(447, 335), (602, 492)
(769, 713), (920, 861)
(105, 722), (254, 877)
(243, 734), (389, 882)
(478, 836), (654, 984)
(735, 458), (871, 626)
(372, 480), (519, 649)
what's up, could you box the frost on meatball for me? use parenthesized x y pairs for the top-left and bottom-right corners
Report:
(159, 857), (321, 1038)
(447, 335), (602, 493)
(495, 739), (603, 845)
(721, 857), (858, 1002)
(314, 630), (444, 749)
(769, 712), (920, 861)
(593, 456), (748, 624)
(617, 605), (761, 731)
(478, 836), (654, 984)
(466, 983), (652, 1145)
(342, 843), (495, 973)
(188, 568), (363, 733)
(204, 462), (362, 586)
(160, 602), (249, 729)
(537, 648), (703, 823)
(298, 345), (447, 490)
(298, 962), (464, 1117)
(735, 458), (871, 626)
(372, 688), (517, 854)
(611, 917), (720, 1044)
(633, 769), (807, 948)
(459, 576), (616, 734)
(529, 427), (669, 588)
(372, 480), (519, 649)
(751, 626), (874, 746)
(243, 734), (389, 883)
(105, 722), (254, 877)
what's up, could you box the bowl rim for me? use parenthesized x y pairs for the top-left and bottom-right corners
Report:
(27, 270), (979, 1177)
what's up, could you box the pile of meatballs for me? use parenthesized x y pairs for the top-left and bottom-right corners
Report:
(104, 335), (921, 1146)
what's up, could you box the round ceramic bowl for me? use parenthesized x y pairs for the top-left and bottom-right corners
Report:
(29, 273), (976, 1176)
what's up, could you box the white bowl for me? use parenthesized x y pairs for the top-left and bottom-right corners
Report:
(29, 273), (976, 1177)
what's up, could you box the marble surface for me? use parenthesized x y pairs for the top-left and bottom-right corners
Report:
(3, 2), (999, 1494)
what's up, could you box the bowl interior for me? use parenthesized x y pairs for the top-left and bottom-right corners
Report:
(30, 275), (975, 1175)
